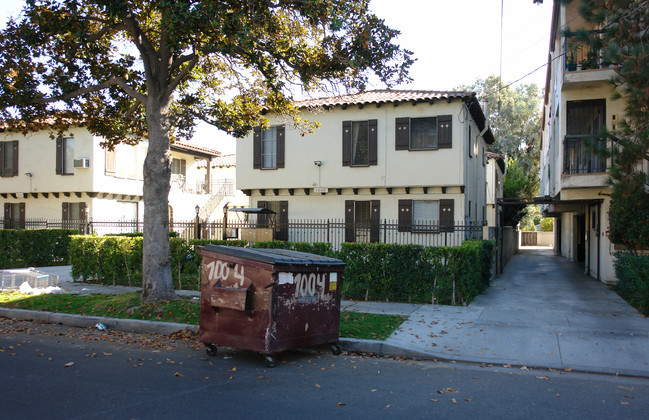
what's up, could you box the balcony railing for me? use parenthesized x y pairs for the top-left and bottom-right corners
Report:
(564, 32), (607, 72)
(563, 135), (607, 174)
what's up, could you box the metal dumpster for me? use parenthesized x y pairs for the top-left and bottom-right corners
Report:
(197, 245), (345, 367)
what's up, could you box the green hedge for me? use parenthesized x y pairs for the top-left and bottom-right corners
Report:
(613, 251), (649, 315)
(0, 229), (76, 268)
(68, 235), (494, 304)
(338, 240), (494, 305)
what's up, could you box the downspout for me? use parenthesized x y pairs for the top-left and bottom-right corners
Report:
(585, 203), (590, 276)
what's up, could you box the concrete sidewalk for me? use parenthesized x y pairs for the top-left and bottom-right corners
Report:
(2, 251), (649, 377)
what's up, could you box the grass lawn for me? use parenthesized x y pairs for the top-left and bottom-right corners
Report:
(0, 292), (406, 340)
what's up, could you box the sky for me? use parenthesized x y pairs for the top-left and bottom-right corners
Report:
(0, 0), (554, 154)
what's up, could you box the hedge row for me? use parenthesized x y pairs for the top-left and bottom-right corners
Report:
(68, 235), (494, 305)
(613, 251), (649, 315)
(0, 229), (77, 268)
(69, 236), (248, 289)
(339, 240), (494, 305)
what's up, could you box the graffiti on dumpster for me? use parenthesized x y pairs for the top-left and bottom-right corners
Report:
(205, 260), (246, 286)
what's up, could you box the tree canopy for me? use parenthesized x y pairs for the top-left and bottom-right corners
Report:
(458, 75), (543, 225)
(573, 0), (649, 249)
(0, 0), (413, 302)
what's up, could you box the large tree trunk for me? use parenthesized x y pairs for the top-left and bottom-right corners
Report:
(141, 98), (177, 304)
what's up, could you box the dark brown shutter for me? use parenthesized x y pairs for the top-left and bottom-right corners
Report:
(344, 200), (355, 242)
(395, 117), (410, 150)
(56, 137), (63, 174)
(79, 202), (87, 223)
(105, 149), (116, 175)
(11, 141), (18, 176)
(368, 119), (378, 166)
(439, 199), (454, 232)
(19, 202), (25, 228)
(342, 121), (351, 166)
(276, 125), (285, 168)
(398, 199), (412, 232)
(253, 126), (262, 169)
(62, 202), (69, 221)
(0, 143), (4, 176)
(370, 199), (380, 242)
(437, 115), (452, 149)
(257, 200), (267, 227)
(3, 203), (10, 229)
(277, 200), (288, 240)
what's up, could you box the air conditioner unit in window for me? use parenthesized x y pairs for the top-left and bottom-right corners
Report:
(73, 158), (90, 168)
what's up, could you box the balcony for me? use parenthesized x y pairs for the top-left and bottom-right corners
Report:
(563, 135), (607, 175)
(562, 33), (618, 89)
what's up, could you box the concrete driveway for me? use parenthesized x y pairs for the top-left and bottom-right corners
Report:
(380, 248), (649, 376)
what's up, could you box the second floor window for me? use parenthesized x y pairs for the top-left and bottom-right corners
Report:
(0, 140), (18, 177)
(565, 99), (607, 174)
(56, 136), (75, 175)
(342, 119), (377, 167)
(395, 115), (452, 151)
(253, 125), (285, 170)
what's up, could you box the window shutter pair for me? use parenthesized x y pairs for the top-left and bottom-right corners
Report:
(342, 120), (378, 166)
(253, 125), (285, 169)
(277, 200), (289, 241)
(343, 200), (380, 242)
(398, 199), (454, 232)
(394, 116), (453, 150)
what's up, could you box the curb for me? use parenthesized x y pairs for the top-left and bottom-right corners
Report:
(0, 308), (196, 336)
(2, 307), (649, 379)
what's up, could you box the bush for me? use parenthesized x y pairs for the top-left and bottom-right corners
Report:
(338, 240), (495, 305)
(0, 229), (76, 268)
(613, 251), (649, 315)
(540, 218), (554, 232)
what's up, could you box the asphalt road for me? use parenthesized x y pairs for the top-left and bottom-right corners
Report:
(1, 317), (648, 419)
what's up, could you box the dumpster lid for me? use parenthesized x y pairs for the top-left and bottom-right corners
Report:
(199, 245), (345, 266)
(228, 207), (277, 214)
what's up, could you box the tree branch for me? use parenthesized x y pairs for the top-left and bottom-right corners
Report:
(31, 77), (146, 105)
(165, 56), (199, 98)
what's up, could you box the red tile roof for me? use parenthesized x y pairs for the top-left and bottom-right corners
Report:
(171, 140), (221, 157)
(212, 154), (236, 168)
(294, 90), (477, 108)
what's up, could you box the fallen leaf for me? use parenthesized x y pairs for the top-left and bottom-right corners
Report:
(564, 368), (573, 372)
(503, 364), (512, 368)
(451, 399), (457, 404)
(315, 384), (321, 388)
(536, 376), (549, 380)
(48, 357), (53, 361)
(430, 399), (439, 402)
(228, 367), (237, 372)
(384, 405), (391, 409)
(465, 398), (472, 402)
(621, 401), (630, 406)
(337, 402), (346, 406)
(520, 366), (529, 371)
(103, 352), (112, 356)
(64, 362), (75, 367)
(174, 372), (183, 377)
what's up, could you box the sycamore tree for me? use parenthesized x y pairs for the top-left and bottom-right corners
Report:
(0, 0), (413, 303)
(573, 0), (649, 250)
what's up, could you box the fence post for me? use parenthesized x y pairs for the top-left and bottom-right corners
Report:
(326, 219), (330, 244)
(383, 219), (387, 244)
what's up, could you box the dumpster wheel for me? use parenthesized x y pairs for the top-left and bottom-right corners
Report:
(331, 343), (342, 355)
(205, 344), (218, 357)
(264, 355), (277, 368)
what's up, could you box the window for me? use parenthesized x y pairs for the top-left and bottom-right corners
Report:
(564, 100), (607, 174)
(253, 125), (285, 169)
(395, 115), (452, 151)
(3, 203), (25, 229)
(344, 200), (380, 243)
(56, 137), (75, 175)
(257, 200), (288, 240)
(343, 120), (377, 166)
(62, 202), (87, 232)
(398, 199), (454, 232)
(170, 158), (187, 190)
(0, 141), (19, 177)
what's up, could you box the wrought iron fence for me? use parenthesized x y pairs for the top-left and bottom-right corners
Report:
(563, 135), (607, 174)
(1, 218), (485, 250)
